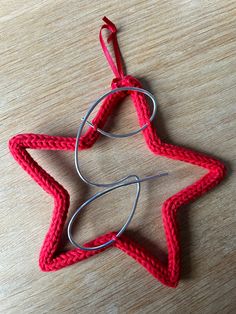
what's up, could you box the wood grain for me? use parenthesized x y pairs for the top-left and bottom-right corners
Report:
(1, 0), (236, 313)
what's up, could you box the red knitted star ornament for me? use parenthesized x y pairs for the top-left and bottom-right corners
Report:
(9, 17), (226, 287)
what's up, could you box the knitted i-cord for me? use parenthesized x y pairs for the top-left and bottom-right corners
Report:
(9, 17), (226, 288)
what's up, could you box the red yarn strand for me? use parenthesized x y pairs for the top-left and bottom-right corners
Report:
(8, 18), (226, 287)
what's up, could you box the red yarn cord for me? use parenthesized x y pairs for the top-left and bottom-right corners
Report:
(8, 18), (226, 288)
(99, 16), (125, 78)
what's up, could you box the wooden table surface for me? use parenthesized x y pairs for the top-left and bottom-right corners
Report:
(1, 1), (236, 313)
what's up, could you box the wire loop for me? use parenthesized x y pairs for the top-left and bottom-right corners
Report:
(67, 175), (140, 251)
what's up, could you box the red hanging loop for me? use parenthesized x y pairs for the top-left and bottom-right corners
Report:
(99, 16), (125, 78)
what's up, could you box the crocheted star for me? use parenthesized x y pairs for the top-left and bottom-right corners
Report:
(9, 75), (225, 287)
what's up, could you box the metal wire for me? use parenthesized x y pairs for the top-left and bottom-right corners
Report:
(81, 86), (157, 139)
(67, 175), (141, 251)
(67, 86), (168, 251)
(75, 87), (163, 188)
